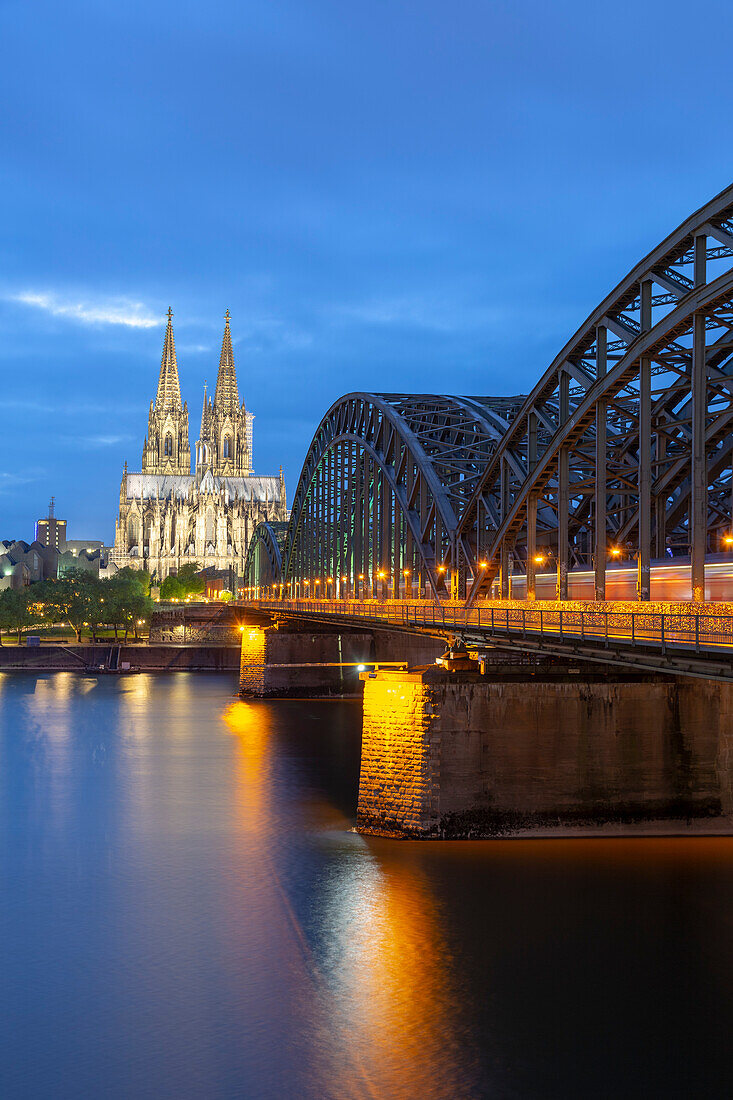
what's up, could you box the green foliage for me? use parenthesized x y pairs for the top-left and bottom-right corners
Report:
(115, 565), (152, 597)
(30, 569), (154, 641)
(35, 569), (103, 641)
(219, 590), (233, 603)
(160, 564), (205, 601)
(160, 575), (184, 600)
(0, 587), (33, 641)
(176, 562), (205, 595)
(106, 575), (153, 639)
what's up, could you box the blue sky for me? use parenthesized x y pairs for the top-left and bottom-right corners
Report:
(1, 0), (731, 541)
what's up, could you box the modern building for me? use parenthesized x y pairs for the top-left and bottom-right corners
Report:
(35, 498), (67, 552)
(112, 309), (287, 581)
(65, 539), (105, 557)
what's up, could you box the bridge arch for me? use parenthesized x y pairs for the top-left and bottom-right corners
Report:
(279, 393), (522, 596)
(243, 520), (289, 592)
(455, 182), (733, 603)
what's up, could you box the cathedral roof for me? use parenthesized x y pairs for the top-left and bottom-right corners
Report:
(125, 472), (283, 504)
(213, 310), (240, 415)
(155, 308), (182, 410)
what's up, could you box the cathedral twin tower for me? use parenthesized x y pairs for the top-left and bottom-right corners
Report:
(143, 308), (254, 479)
(113, 309), (287, 581)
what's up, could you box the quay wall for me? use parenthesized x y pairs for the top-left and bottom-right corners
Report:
(0, 645), (240, 672)
(357, 668), (733, 838)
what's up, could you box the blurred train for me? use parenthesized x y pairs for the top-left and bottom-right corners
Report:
(499, 556), (733, 602)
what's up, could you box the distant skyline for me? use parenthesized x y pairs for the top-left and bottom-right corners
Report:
(1, 0), (732, 541)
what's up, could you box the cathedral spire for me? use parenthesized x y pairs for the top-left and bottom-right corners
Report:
(155, 307), (182, 410)
(213, 310), (240, 415)
(200, 380), (210, 439)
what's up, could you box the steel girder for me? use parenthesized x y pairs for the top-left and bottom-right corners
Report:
(243, 520), (288, 589)
(458, 183), (733, 604)
(280, 392), (521, 595)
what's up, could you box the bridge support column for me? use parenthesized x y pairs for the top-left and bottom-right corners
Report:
(594, 324), (607, 601)
(637, 280), (652, 601)
(357, 666), (733, 838)
(691, 234), (708, 602)
(556, 371), (569, 601)
(526, 494), (537, 600)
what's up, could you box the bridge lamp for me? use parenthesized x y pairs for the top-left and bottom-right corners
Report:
(610, 547), (622, 558)
(534, 555), (545, 565)
(724, 535), (733, 546)
(437, 565), (446, 574)
(403, 568), (410, 576)
(357, 664), (366, 672)
(478, 561), (487, 569)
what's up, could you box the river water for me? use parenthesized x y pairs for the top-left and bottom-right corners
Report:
(1, 672), (733, 1099)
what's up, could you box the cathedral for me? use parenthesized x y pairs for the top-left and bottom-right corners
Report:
(113, 309), (287, 581)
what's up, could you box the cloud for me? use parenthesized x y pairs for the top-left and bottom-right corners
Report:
(0, 472), (38, 494)
(0, 398), (144, 415)
(6, 291), (160, 328)
(55, 434), (134, 448)
(328, 295), (496, 334)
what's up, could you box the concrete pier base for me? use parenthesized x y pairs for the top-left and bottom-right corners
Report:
(239, 623), (374, 696)
(357, 666), (733, 838)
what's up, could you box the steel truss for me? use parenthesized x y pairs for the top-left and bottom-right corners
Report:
(243, 520), (288, 590)
(458, 183), (733, 603)
(278, 393), (523, 596)
(247, 184), (733, 607)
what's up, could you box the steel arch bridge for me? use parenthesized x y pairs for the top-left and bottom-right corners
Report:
(243, 520), (289, 591)
(272, 393), (524, 598)
(246, 183), (733, 606)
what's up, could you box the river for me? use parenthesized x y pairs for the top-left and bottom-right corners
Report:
(1, 671), (732, 1098)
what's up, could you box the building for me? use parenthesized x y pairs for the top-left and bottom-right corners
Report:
(113, 309), (287, 581)
(35, 498), (67, 552)
(65, 539), (104, 557)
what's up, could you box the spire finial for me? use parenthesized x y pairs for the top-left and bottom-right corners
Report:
(154, 308), (182, 411)
(49, 496), (55, 518)
(213, 311), (239, 414)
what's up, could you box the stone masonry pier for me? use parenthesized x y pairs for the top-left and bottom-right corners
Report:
(357, 666), (733, 838)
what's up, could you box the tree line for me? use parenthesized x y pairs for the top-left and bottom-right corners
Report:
(0, 567), (154, 644)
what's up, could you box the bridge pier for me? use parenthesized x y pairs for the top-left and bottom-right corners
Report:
(357, 665), (733, 838)
(239, 618), (445, 696)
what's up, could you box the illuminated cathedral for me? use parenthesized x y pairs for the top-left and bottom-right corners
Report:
(113, 309), (287, 580)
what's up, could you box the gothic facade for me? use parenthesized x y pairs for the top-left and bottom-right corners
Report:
(113, 309), (287, 581)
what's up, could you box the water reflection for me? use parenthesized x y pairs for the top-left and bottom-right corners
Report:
(223, 698), (477, 1099)
(3, 674), (733, 1099)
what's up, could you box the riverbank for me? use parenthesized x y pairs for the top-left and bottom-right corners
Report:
(0, 643), (240, 672)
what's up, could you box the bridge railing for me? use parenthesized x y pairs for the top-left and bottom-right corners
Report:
(248, 598), (733, 656)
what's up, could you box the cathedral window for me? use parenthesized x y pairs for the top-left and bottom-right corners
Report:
(223, 435), (232, 459)
(164, 433), (173, 457)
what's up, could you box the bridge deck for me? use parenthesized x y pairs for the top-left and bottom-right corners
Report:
(244, 599), (733, 683)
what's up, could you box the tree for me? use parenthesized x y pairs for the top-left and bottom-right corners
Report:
(36, 569), (103, 642)
(160, 575), (184, 601)
(114, 565), (152, 597)
(0, 588), (33, 643)
(106, 575), (153, 640)
(176, 562), (205, 597)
